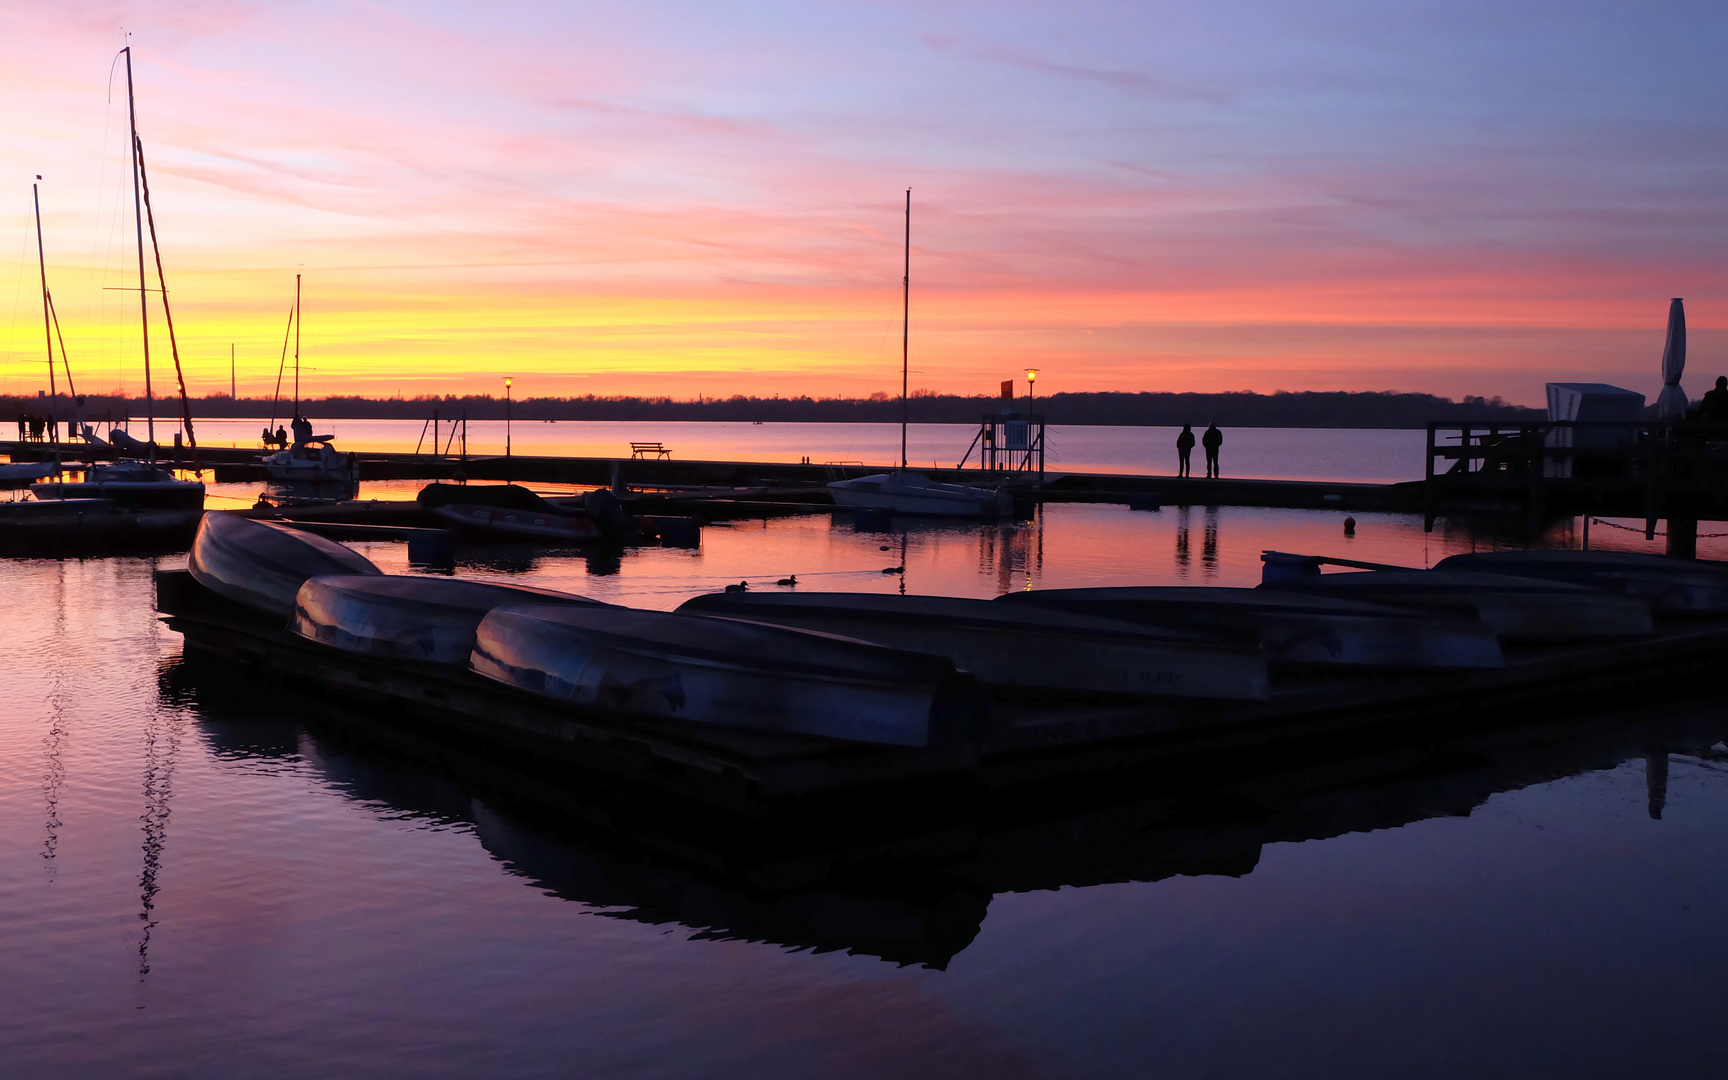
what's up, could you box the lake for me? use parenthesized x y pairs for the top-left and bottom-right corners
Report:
(4, 429), (1728, 1077)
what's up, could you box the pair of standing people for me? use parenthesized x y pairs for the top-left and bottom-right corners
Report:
(1176, 423), (1222, 478)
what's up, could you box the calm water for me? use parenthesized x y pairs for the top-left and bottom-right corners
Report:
(179, 418), (1429, 483)
(4, 499), (1728, 1078)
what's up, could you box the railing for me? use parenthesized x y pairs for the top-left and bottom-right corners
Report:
(958, 413), (1046, 477)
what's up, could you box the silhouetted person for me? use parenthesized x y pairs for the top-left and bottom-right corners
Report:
(1700, 375), (1728, 421)
(1202, 422), (1222, 478)
(1175, 424), (1195, 477)
(275, 425), (288, 447)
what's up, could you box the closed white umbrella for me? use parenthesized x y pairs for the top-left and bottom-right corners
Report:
(1657, 297), (1688, 419)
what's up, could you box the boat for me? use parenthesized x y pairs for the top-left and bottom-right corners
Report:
(470, 603), (984, 747)
(1262, 569), (1654, 641)
(824, 191), (1010, 519)
(292, 574), (605, 664)
(31, 459), (204, 510)
(264, 436), (356, 483)
(678, 591), (1269, 700)
(996, 586), (1504, 670)
(1435, 550), (1728, 615)
(261, 275), (353, 482)
(416, 483), (653, 544)
(1, 462), (56, 490)
(188, 511), (381, 619)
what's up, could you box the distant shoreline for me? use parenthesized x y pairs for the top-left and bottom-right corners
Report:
(2, 389), (1542, 430)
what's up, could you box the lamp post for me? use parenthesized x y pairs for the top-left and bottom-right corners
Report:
(504, 377), (513, 458)
(1026, 369), (1038, 411)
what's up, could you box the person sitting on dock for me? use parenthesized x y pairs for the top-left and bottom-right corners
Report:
(275, 425), (288, 448)
(1202, 422), (1223, 478)
(1697, 376), (1728, 421)
(1176, 424), (1195, 477)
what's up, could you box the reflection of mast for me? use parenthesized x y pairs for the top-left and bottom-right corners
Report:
(42, 562), (70, 873)
(136, 707), (180, 975)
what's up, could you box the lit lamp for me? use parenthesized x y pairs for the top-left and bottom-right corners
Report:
(1026, 368), (1038, 410)
(504, 377), (514, 459)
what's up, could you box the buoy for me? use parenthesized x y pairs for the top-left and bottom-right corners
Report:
(1343, 516), (1356, 536)
(879, 545), (891, 551)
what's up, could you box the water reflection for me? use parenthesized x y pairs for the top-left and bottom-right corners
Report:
(160, 653), (1728, 970)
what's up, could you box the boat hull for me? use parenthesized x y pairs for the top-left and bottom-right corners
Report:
(679, 592), (1269, 700)
(188, 512), (382, 619)
(999, 587), (1504, 670)
(31, 478), (204, 510)
(1266, 570), (1654, 641)
(293, 575), (604, 664)
(826, 473), (1013, 518)
(471, 604), (980, 747)
(1435, 551), (1728, 615)
(430, 502), (605, 543)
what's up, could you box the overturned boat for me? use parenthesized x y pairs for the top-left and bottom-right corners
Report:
(997, 586), (1504, 670)
(1263, 568), (1654, 641)
(293, 574), (606, 665)
(471, 604), (984, 747)
(188, 511), (381, 619)
(1435, 550), (1728, 615)
(826, 472), (1014, 518)
(679, 591), (1269, 700)
(418, 483), (628, 544)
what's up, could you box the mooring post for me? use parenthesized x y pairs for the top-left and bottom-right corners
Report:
(1423, 423), (1436, 532)
(1666, 517), (1697, 559)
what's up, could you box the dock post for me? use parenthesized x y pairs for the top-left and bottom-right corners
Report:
(1423, 423), (1436, 532)
(1666, 517), (1697, 559)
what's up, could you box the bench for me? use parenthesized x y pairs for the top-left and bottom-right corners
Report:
(630, 442), (672, 459)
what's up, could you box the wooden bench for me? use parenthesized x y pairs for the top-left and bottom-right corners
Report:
(630, 441), (672, 459)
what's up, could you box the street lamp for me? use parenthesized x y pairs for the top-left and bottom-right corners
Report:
(1026, 369), (1038, 411)
(504, 377), (513, 458)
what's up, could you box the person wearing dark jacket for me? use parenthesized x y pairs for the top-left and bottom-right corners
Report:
(1175, 425), (1195, 477)
(1202, 423), (1223, 478)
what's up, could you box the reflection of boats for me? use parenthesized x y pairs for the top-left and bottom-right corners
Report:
(472, 603), (982, 747)
(188, 511), (380, 618)
(825, 192), (1009, 519)
(292, 575), (604, 665)
(32, 460), (204, 510)
(1263, 569), (1655, 641)
(679, 591), (1269, 700)
(1435, 549), (1728, 614)
(163, 641), (1728, 969)
(998, 586), (1505, 670)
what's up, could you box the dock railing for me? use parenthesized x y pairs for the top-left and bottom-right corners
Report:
(1423, 418), (1728, 536)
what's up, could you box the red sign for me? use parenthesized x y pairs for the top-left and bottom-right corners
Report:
(1000, 380), (1014, 399)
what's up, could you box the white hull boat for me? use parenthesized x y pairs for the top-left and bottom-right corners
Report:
(679, 592), (1269, 700)
(827, 472), (1012, 518)
(264, 438), (355, 482)
(1435, 550), (1728, 615)
(188, 511), (381, 619)
(32, 460), (204, 510)
(293, 574), (604, 664)
(1264, 569), (1654, 641)
(471, 604), (983, 747)
(1, 462), (56, 490)
(998, 587), (1504, 670)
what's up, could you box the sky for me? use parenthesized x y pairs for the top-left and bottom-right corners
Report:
(1, 0), (1725, 406)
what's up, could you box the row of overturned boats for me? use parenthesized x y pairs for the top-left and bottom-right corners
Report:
(158, 510), (1728, 808)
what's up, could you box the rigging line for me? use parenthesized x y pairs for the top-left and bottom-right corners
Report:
(268, 300), (295, 430)
(46, 292), (78, 399)
(133, 133), (197, 454)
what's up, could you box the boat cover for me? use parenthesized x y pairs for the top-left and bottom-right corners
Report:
(189, 512), (381, 619)
(679, 591), (1269, 700)
(471, 603), (981, 747)
(1268, 569), (1654, 640)
(1436, 550), (1728, 614)
(293, 574), (604, 664)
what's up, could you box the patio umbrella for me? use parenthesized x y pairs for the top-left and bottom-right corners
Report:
(1657, 297), (1688, 419)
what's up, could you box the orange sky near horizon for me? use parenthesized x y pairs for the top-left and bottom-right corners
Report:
(3, 2), (1726, 408)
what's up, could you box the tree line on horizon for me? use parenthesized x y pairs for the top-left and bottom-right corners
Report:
(3, 389), (1543, 429)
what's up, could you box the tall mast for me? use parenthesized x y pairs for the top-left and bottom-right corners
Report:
(123, 46), (154, 451)
(230, 343), (235, 399)
(901, 188), (909, 473)
(293, 273), (301, 412)
(33, 179), (56, 397)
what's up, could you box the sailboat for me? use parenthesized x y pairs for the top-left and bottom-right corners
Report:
(28, 76), (204, 511)
(261, 275), (356, 482)
(826, 191), (1012, 519)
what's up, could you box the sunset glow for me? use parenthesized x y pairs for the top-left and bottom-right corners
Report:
(3, 1), (1725, 405)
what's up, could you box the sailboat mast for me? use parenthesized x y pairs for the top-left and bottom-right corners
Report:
(293, 274), (301, 412)
(33, 179), (56, 398)
(901, 188), (910, 473)
(123, 47), (154, 451)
